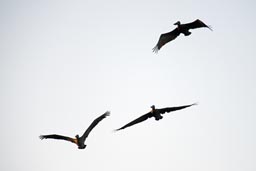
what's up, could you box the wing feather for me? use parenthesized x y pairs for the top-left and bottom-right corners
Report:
(153, 28), (180, 53)
(80, 111), (110, 143)
(183, 19), (212, 30)
(158, 103), (197, 114)
(39, 134), (77, 144)
(115, 112), (153, 131)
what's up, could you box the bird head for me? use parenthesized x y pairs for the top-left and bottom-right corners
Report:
(75, 134), (80, 139)
(150, 105), (155, 109)
(174, 21), (181, 26)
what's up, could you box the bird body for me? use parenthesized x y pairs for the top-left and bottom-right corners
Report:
(150, 105), (163, 120)
(153, 19), (212, 53)
(39, 111), (110, 149)
(115, 103), (197, 131)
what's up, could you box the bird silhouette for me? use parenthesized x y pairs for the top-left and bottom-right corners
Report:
(115, 103), (196, 131)
(39, 111), (110, 149)
(153, 19), (212, 53)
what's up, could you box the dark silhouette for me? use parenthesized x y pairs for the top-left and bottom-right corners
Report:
(39, 111), (110, 149)
(115, 103), (196, 131)
(153, 19), (212, 53)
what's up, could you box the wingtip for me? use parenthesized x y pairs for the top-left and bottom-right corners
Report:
(113, 128), (122, 132)
(39, 135), (44, 140)
(112, 129), (119, 132)
(191, 102), (198, 106)
(207, 25), (213, 31)
(104, 111), (111, 116)
(152, 46), (159, 54)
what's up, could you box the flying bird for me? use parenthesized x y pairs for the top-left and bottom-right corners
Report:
(39, 111), (110, 149)
(153, 19), (212, 53)
(115, 103), (196, 131)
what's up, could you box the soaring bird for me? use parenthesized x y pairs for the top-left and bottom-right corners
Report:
(115, 103), (196, 131)
(153, 19), (212, 53)
(39, 111), (110, 149)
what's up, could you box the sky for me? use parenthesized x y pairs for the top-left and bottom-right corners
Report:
(1, 0), (256, 171)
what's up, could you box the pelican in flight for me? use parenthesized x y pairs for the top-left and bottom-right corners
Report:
(39, 111), (110, 149)
(153, 19), (212, 53)
(115, 103), (196, 131)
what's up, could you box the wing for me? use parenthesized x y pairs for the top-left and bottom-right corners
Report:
(183, 19), (212, 31)
(158, 103), (197, 114)
(115, 112), (153, 131)
(39, 134), (77, 144)
(152, 28), (180, 53)
(80, 111), (110, 143)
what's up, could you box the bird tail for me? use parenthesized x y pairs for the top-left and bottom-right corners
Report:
(154, 114), (163, 120)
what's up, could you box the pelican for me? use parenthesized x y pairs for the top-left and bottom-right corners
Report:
(153, 19), (212, 53)
(39, 111), (110, 149)
(115, 103), (196, 131)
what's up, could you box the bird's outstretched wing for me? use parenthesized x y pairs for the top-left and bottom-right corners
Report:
(153, 28), (180, 53)
(39, 134), (77, 144)
(80, 111), (110, 143)
(158, 103), (197, 114)
(183, 19), (212, 31)
(115, 112), (153, 131)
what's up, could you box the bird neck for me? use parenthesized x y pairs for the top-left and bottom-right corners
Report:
(75, 135), (80, 141)
(151, 108), (156, 113)
(177, 24), (182, 30)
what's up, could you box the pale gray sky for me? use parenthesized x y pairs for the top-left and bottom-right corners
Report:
(1, 0), (256, 171)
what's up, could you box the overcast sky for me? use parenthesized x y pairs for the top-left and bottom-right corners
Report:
(1, 0), (256, 171)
